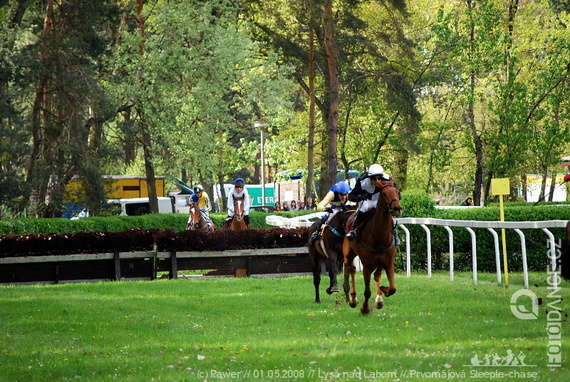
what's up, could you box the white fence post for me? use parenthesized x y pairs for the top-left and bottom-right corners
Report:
(443, 226), (454, 282)
(486, 228), (502, 286)
(513, 229), (529, 289)
(420, 224), (432, 279)
(397, 224), (411, 278)
(542, 228), (557, 273)
(465, 227), (478, 285)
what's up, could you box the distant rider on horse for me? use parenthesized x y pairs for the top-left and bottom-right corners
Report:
(346, 164), (399, 244)
(224, 178), (251, 228)
(190, 184), (214, 229)
(309, 180), (354, 245)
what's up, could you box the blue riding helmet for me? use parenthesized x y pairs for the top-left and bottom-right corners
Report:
(234, 178), (245, 187)
(193, 184), (204, 193)
(332, 181), (351, 194)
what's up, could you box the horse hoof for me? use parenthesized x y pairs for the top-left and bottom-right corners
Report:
(348, 298), (358, 308)
(375, 296), (384, 309)
(327, 286), (340, 294)
(360, 305), (371, 315)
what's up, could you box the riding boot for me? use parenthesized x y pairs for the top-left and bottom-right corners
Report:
(393, 228), (401, 246)
(309, 231), (318, 245)
(244, 215), (250, 228)
(346, 211), (365, 240)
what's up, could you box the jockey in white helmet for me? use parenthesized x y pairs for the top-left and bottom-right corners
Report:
(346, 164), (391, 240)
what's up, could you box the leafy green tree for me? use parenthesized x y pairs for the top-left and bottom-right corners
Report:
(1, 0), (120, 217)
(244, 0), (420, 197)
(411, 0), (569, 204)
(107, 0), (295, 211)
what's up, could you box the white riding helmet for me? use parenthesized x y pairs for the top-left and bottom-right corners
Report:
(368, 164), (384, 176)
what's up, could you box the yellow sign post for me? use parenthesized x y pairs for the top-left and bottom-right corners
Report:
(491, 178), (510, 288)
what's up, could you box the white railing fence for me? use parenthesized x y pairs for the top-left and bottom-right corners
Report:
(396, 218), (567, 289)
(265, 214), (567, 289)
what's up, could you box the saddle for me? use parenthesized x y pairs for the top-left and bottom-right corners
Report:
(347, 209), (376, 231)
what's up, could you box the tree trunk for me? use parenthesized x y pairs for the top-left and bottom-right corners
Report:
(323, 0), (338, 194)
(124, 109), (136, 166)
(26, 0), (56, 217)
(305, 0), (316, 202)
(134, 0), (158, 213)
(467, 0), (484, 206)
(548, 172), (556, 202)
(142, 125), (158, 213)
(393, 149), (409, 191)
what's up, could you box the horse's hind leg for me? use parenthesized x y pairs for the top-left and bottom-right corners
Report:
(312, 264), (321, 303)
(343, 257), (358, 308)
(360, 267), (372, 314)
(326, 254), (340, 294)
(310, 253), (322, 303)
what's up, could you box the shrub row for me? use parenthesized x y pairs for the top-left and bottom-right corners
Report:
(0, 210), (286, 235)
(0, 228), (308, 257)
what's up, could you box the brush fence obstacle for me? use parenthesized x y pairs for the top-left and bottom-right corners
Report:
(266, 215), (566, 289)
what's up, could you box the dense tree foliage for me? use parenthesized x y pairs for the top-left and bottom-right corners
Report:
(0, 0), (568, 218)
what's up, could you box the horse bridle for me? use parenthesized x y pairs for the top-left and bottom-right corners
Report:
(234, 197), (244, 221)
(378, 184), (401, 213)
(189, 204), (208, 229)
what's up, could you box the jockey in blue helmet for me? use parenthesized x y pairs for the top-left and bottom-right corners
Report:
(309, 181), (355, 245)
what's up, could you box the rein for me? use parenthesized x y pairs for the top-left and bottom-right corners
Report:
(359, 235), (395, 253)
(378, 184), (400, 214)
(324, 209), (353, 239)
(327, 226), (343, 239)
(193, 219), (209, 230)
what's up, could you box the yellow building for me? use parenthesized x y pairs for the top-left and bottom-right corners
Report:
(65, 176), (166, 201)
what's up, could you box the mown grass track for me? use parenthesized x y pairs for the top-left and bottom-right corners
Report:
(0, 272), (567, 381)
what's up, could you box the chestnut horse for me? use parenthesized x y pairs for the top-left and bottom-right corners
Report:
(307, 205), (356, 303)
(186, 202), (214, 231)
(342, 178), (402, 314)
(228, 195), (248, 231)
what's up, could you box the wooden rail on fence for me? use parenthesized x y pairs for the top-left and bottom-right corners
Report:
(0, 247), (310, 284)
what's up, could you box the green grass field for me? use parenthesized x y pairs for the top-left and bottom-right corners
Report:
(0, 272), (567, 381)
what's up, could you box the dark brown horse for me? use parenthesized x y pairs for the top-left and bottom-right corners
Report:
(186, 202), (214, 231)
(228, 195), (248, 231)
(307, 205), (356, 303)
(342, 179), (402, 314)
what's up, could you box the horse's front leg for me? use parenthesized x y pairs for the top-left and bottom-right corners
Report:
(374, 268), (384, 309)
(360, 267), (372, 314)
(379, 257), (397, 297)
